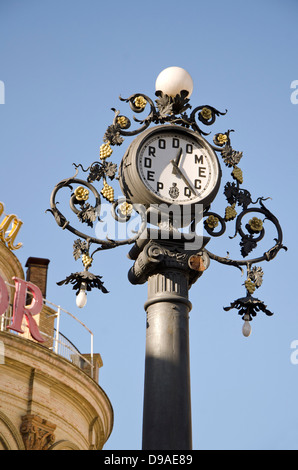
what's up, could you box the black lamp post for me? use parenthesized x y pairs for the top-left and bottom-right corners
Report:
(48, 67), (286, 449)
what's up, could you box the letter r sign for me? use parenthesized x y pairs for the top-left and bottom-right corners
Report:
(7, 277), (45, 343)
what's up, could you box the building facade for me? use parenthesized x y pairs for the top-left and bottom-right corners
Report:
(0, 209), (113, 450)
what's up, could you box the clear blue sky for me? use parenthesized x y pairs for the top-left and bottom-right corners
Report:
(0, 0), (297, 450)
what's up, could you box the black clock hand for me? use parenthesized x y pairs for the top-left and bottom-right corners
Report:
(172, 148), (183, 176)
(170, 160), (198, 196)
(174, 147), (183, 168)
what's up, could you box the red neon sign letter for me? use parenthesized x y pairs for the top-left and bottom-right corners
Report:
(7, 277), (45, 343)
(0, 275), (9, 315)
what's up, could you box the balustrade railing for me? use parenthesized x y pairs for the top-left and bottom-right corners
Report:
(1, 282), (94, 378)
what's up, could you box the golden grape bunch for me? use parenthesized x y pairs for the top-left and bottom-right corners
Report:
(82, 253), (93, 269)
(100, 142), (113, 160)
(101, 181), (114, 202)
(245, 279), (256, 294)
(225, 204), (237, 221)
(232, 166), (243, 184)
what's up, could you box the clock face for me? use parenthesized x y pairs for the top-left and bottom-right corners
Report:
(137, 129), (220, 205)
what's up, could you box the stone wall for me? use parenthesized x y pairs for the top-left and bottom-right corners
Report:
(0, 331), (113, 450)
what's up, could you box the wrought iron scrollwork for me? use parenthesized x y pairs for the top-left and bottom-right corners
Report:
(197, 130), (286, 332)
(102, 91), (227, 144)
(48, 88), (286, 333)
(48, 162), (147, 297)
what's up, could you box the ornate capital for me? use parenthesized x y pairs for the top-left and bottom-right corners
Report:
(127, 232), (210, 287)
(20, 414), (56, 450)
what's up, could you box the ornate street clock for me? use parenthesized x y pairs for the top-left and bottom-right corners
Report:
(119, 125), (221, 213)
(49, 70), (286, 337)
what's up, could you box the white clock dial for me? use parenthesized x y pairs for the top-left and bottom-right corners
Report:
(137, 130), (219, 205)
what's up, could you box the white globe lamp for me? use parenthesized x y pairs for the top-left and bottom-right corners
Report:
(155, 66), (194, 98)
(76, 282), (87, 308)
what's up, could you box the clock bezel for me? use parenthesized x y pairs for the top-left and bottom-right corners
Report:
(119, 125), (221, 210)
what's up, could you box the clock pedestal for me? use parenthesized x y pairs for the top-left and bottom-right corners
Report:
(128, 232), (210, 450)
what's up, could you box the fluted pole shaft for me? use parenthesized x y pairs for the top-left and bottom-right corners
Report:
(142, 269), (192, 450)
(127, 236), (209, 451)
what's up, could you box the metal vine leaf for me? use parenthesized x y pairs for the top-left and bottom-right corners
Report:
(103, 162), (118, 179)
(77, 204), (98, 227)
(57, 271), (109, 295)
(221, 144), (243, 167)
(155, 92), (174, 117)
(87, 163), (105, 183)
(236, 189), (252, 209)
(73, 239), (88, 260)
(155, 90), (191, 117)
(240, 236), (258, 258)
(224, 294), (274, 321)
(103, 124), (124, 146)
(249, 266), (264, 288)
(224, 182), (252, 209)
